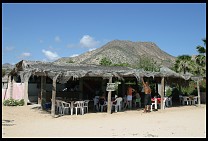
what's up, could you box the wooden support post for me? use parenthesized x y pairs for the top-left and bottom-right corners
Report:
(51, 75), (59, 117)
(24, 78), (29, 106)
(41, 76), (46, 109)
(160, 77), (165, 110)
(8, 76), (13, 99)
(107, 77), (112, 114)
(197, 80), (201, 105)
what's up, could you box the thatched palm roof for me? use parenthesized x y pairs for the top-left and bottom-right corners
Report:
(9, 60), (192, 83)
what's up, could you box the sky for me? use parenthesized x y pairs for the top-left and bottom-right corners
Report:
(2, 3), (206, 65)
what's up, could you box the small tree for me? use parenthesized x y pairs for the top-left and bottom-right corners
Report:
(136, 56), (160, 72)
(99, 57), (112, 66)
(2, 69), (6, 77)
(66, 60), (74, 63)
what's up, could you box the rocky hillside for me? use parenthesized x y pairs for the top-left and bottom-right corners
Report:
(54, 40), (176, 68)
(2, 63), (14, 77)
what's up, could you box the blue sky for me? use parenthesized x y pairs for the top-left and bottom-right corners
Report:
(2, 3), (206, 65)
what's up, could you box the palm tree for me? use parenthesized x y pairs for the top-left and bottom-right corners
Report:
(194, 38), (206, 77)
(196, 38), (206, 54)
(194, 38), (206, 105)
(174, 55), (195, 74)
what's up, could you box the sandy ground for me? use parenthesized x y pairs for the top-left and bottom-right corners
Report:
(2, 104), (206, 138)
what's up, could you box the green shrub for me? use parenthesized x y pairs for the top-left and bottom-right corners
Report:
(66, 60), (74, 63)
(166, 88), (172, 97)
(18, 99), (25, 106)
(3, 98), (25, 106)
(99, 57), (112, 66)
(181, 81), (196, 96)
(2, 69), (6, 77)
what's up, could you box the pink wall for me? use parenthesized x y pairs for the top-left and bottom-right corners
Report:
(2, 89), (10, 100)
(12, 83), (24, 99)
(2, 83), (25, 100)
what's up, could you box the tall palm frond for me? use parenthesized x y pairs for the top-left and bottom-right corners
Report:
(196, 38), (206, 54)
(194, 38), (206, 77)
(174, 55), (193, 74)
(196, 45), (206, 54)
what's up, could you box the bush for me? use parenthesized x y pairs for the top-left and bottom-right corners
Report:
(181, 81), (197, 96)
(166, 88), (172, 97)
(3, 98), (25, 106)
(18, 99), (25, 106)
(99, 57), (112, 66)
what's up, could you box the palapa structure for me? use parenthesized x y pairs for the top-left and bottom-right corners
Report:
(6, 60), (194, 117)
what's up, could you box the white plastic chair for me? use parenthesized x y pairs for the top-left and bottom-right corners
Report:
(60, 101), (71, 115)
(84, 100), (90, 113)
(193, 96), (198, 105)
(151, 97), (157, 111)
(74, 101), (85, 115)
(159, 97), (168, 109)
(182, 96), (190, 105)
(112, 97), (123, 112)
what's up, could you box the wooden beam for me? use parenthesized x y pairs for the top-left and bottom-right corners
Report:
(160, 77), (165, 110)
(107, 77), (112, 114)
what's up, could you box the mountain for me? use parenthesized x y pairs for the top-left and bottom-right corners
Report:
(54, 40), (176, 68)
(2, 63), (14, 77)
(2, 63), (14, 69)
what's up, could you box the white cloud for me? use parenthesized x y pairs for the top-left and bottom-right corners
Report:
(42, 49), (60, 61)
(18, 52), (31, 59)
(21, 52), (31, 57)
(89, 48), (97, 52)
(70, 54), (79, 57)
(55, 36), (61, 42)
(5, 46), (14, 51)
(80, 35), (99, 48)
